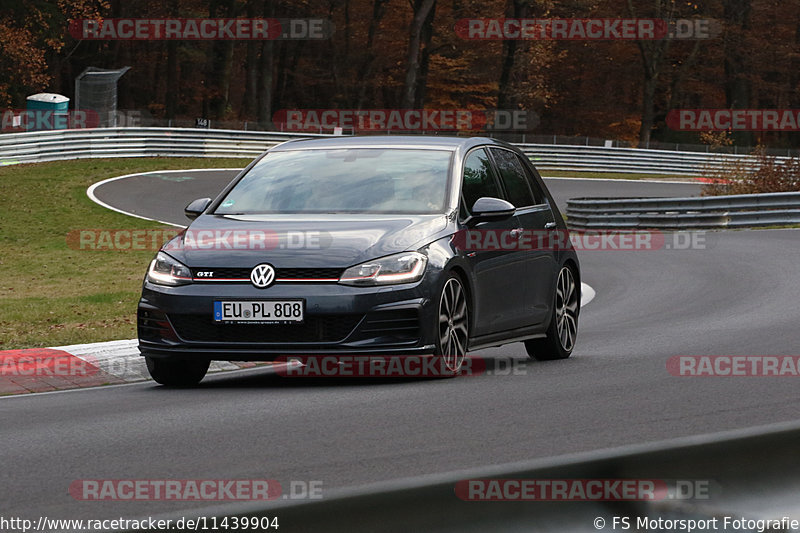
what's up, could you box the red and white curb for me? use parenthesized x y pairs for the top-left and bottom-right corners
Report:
(54, 339), (245, 381)
(0, 340), (265, 396)
(1, 283), (594, 396)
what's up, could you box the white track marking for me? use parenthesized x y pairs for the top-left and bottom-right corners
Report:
(581, 282), (596, 307)
(86, 168), (243, 227)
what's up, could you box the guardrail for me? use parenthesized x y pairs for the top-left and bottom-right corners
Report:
(566, 191), (800, 230)
(517, 142), (767, 176)
(0, 127), (780, 176)
(133, 420), (800, 532)
(0, 127), (328, 164)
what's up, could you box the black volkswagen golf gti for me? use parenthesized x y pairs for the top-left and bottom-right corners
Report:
(138, 136), (580, 385)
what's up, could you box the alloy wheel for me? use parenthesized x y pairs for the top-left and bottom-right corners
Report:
(555, 267), (578, 352)
(438, 277), (469, 372)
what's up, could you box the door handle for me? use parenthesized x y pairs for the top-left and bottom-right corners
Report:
(509, 228), (524, 239)
(544, 221), (557, 229)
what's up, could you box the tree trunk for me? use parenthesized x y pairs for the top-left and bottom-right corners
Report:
(328, 1), (346, 106)
(639, 69), (658, 146)
(413, 1), (437, 109)
(207, 0), (236, 120)
(355, 0), (389, 109)
(628, 0), (672, 147)
(165, 0), (179, 120)
(257, 0), (276, 126)
(241, 0), (259, 119)
(498, 0), (532, 110)
(401, 0), (436, 109)
(667, 40), (702, 112)
(723, 0), (753, 146)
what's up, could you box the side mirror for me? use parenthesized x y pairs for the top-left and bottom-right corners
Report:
(184, 197), (212, 220)
(467, 197), (516, 224)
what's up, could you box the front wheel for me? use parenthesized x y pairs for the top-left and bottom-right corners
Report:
(145, 356), (210, 386)
(525, 265), (578, 361)
(433, 273), (470, 375)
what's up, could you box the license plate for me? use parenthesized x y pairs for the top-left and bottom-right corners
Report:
(214, 300), (304, 324)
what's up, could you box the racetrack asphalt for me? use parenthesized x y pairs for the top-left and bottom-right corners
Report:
(3, 171), (799, 525)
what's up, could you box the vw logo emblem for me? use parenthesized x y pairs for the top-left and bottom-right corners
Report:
(250, 263), (276, 288)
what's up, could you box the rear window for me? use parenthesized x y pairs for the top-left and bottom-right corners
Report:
(490, 148), (536, 208)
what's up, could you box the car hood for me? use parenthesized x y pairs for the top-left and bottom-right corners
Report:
(162, 213), (451, 268)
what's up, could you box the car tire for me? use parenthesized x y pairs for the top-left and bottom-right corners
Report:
(433, 273), (470, 376)
(525, 265), (578, 361)
(145, 356), (210, 386)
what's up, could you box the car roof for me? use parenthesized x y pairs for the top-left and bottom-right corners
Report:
(269, 135), (513, 152)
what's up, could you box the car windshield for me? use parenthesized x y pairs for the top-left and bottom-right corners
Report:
(214, 148), (452, 215)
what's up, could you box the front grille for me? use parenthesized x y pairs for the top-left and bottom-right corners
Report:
(359, 308), (421, 340)
(191, 267), (344, 281)
(168, 314), (363, 343)
(277, 268), (343, 280)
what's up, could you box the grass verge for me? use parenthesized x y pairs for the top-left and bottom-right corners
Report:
(0, 157), (245, 349)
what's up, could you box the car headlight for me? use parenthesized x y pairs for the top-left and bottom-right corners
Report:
(339, 252), (427, 286)
(146, 252), (193, 286)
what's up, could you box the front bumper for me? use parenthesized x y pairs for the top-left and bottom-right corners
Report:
(138, 279), (437, 360)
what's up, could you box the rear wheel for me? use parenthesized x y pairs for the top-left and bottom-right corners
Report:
(525, 265), (578, 360)
(145, 356), (210, 386)
(433, 273), (469, 375)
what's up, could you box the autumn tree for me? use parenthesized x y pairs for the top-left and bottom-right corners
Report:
(0, 0), (107, 107)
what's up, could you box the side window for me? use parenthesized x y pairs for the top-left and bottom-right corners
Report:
(515, 153), (546, 205)
(461, 148), (503, 215)
(490, 148), (535, 208)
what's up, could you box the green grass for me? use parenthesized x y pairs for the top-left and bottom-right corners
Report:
(540, 170), (694, 181)
(730, 224), (800, 230)
(0, 157), (245, 349)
